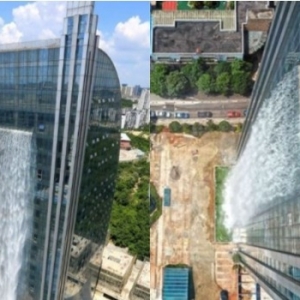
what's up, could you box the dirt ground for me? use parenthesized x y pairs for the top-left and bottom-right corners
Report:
(150, 132), (240, 300)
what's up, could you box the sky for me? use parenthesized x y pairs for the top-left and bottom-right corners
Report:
(0, 1), (150, 87)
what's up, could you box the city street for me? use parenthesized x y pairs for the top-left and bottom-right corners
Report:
(151, 98), (249, 118)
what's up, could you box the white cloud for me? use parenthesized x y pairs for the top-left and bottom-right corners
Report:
(0, 2), (66, 43)
(0, 1), (149, 86)
(98, 17), (150, 87)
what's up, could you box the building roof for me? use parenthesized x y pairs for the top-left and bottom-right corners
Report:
(121, 133), (131, 142)
(152, 1), (270, 55)
(90, 243), (134, 278)
(245, 19), (272, 32)
(136, 261), (150, 289)
(0, 39), (60, 52)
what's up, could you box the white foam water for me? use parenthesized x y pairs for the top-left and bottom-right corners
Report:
(0, 128), (35, 300)
(223, 67), (300, 231)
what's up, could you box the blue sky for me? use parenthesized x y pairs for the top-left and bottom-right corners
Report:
(0, 1), (150, 87)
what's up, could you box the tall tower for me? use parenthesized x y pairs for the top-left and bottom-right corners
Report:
(0, 2), (121, 300)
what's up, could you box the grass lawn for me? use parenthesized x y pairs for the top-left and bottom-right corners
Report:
(215, 166), (231, 242)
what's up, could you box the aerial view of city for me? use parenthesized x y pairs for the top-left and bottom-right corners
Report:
(0, 1), (149, 300)
(150, 1), (300, 300)
(1, 1), (300, 300)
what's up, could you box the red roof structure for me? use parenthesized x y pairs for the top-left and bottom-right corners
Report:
(162, 1), (177, 11)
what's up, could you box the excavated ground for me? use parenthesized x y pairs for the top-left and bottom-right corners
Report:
(150, 132), (240, 300)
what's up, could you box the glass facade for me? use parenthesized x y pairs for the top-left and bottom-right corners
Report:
(0, 2), (121, 300)
(237, 2), (300, 299)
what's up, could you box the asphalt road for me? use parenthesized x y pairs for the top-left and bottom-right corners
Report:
(151, 99), (249, 119)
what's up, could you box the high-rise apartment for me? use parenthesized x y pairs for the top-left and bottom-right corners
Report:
(235, 2), (300, 299)
(0, 2), (121, 300)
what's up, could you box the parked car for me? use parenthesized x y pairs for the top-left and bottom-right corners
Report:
(175, 112), (190, 119)
(220, 290), (228, 300)
(227, 111), (241, 118)
(198, 111), (213, 118)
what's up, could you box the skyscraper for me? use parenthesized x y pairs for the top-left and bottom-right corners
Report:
(230, 2), (300, 299)
(0, 2), (121, 300)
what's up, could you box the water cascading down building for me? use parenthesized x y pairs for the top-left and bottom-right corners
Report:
(0, 2), (121, 300)
(225, 2), (300, 299)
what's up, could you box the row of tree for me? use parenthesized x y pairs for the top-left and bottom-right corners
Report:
(151, 59), (253, 98)
(151, 120), (243, 136)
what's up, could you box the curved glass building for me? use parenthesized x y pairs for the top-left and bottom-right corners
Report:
(0, 2), (121, 300)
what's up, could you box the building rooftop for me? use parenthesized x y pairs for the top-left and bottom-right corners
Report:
(90, 243), (135, 278)
(0, 39), (60, 52)
(136, 261), (150, 289)
(70, 234), (91, 258)
(152, 1), (270, 55)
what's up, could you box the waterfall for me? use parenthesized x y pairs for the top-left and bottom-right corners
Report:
(0, 128), (35, 300)
(223, 67), (300, 231)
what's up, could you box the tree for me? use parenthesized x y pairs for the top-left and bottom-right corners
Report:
(192, 122), (206, 137)
(197, 74), (215, 94)
(150, 64), (169, 96)
(166, 71), (190, 97)
(218, 120), (232, 132)
(231, 59), (252, 74)
(231, 71), (252, 95)
(182, 123), (192, 134)
(215, 72), (231, 95)
(214, 61), (231, 76)
(169, 121), (183, 133)
(181, 58), (208, 88)
(206, 119), (217, 131)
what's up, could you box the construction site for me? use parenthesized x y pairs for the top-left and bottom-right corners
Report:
(150, 131), (240, 300)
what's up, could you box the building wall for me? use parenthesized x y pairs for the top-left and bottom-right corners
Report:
(0, 2), (121, 300)
(237, 2), (300, 299)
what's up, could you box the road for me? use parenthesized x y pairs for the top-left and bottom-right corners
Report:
(155, 117), (245, 126)
(151, 99), (249, 119)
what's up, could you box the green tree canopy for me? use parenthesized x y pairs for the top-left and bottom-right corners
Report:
(214, 61), (231, 75)
(166, 71), (190, 97)
(215, 72), (231, 95)
(169, 121), (183, 133)
(231, 59), (252, 74)
(197, 73), (215, 94)
(192, 122), (206, 137)
(182, 123), (192, 134)
(150, 64), (169, 96)
(231, 71), (251, 95)
(218, 120), (232, 132)
(206, 119), (218, 131)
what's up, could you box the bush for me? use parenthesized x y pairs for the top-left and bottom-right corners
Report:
(182, 123), (192, 134)
(206, 119), (218, 131)
(169, 121), (183, 133)
(218, 120), (232, 132)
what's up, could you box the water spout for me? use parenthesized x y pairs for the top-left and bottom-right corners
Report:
(0, 128), (35, 300)
(223, 67), (300, 231)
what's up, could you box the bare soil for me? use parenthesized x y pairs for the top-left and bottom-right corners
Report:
(150, 132), (240, 300)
